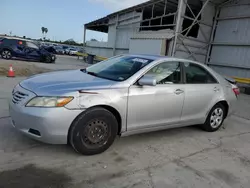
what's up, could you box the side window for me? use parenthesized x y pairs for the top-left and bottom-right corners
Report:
(145, 62), (181, 84)
(26, 42), (39, 49)
(184, 63), (217, 84)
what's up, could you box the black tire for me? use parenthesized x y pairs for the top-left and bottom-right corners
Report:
(45, 55), (52, 63)
(69, 107), (118, 155)
(201, 103), (225, 132)
(1, 49), (12, 59)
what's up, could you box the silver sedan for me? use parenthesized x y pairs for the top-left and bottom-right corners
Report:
(9, 54), (238, 155)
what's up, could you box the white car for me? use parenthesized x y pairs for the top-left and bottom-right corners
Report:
(69, 49), (78, 56)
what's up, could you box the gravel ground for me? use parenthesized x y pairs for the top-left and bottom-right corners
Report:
(0, 55), (88, 76)
(0, 59), (51, 76)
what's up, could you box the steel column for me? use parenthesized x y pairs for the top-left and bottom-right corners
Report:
(83, 25), (86, 47)
(113, 14), (119, 56)
(172, 0), (185, 56)
(205, 8), (219, 64)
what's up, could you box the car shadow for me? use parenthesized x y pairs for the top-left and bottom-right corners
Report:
(0, 164), (72, 188)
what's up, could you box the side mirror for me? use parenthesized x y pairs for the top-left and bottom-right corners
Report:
(138, 76), (157, 86)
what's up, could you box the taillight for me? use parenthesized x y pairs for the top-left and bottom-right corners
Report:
(232, 87), (240, 96)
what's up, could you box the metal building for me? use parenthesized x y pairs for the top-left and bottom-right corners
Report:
(84, 0), (250, 79)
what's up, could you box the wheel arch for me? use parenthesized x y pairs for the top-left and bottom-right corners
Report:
(67, 105), (122, 144)
(217, 100), (229, 119)
(207, 100), (229, 120)
(1, 47), (12, 53)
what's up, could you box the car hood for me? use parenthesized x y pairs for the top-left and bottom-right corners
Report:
(20, 70), (116, 95)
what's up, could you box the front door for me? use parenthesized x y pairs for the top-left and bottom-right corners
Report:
(127, 61), (185, 131)
(25, 41), (40, 60)
(14, 40), (26, 58)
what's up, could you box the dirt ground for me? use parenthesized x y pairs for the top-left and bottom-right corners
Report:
(0, 59), (51, 76)
(0, 55), (88, 77)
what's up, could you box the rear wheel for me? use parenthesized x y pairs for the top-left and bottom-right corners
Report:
(201, 103), (225, 132)
(69, 107), (118, 155)
(1, 50), (12, 59)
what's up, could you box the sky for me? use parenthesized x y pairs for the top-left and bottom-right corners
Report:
(1, 0), (148, 43)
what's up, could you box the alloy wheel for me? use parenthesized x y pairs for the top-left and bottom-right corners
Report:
(2, 50), (11, 59)
(210, 108), (224, 128)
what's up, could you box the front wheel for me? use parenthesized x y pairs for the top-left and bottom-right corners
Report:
(201, 103), (225, 132)
(69, 107), (118, 155)
(45, 55), (53, 63)
(1, 50), (12, 59)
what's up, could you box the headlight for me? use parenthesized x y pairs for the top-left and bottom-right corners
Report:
(26, 97), (73, 107)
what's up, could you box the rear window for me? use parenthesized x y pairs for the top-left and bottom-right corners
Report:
(2, 39), (15, 45)
(2, 39), (24, 45)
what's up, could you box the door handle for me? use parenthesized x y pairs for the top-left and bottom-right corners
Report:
(174, 89), (184, 95)
(214, 87), (220, 92)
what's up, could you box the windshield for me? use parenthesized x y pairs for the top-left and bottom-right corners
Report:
(86, 55), (153, 81)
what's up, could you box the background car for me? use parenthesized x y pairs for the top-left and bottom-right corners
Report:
(42, 45), (57, 54)
(54, 46), (64, 54)
(68, 48), (78, 56)
(62, 46), (70, 54)
(0, 38), (56, 63)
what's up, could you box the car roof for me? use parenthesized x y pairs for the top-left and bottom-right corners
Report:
(125, 54), (204, 65)
(127, 54), (167, 60)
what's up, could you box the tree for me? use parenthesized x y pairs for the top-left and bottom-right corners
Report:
(41, 27), (45, 38)
(63, 39), (78, 45)
(44, 28), (48, 38)
(41, 27), (48, 39)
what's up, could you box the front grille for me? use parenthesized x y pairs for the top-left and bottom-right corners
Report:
(12, 91), (29, 104)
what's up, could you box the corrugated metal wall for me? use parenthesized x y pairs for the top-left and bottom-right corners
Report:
(108, 11), (141, 49)
(86, 11), (141, 58)
(129, 39), (164, 55)
(85, 41), (129, 58)
(209, 0), (250, 78)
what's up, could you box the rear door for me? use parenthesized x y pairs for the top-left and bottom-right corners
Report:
(181, 62), (222, 124)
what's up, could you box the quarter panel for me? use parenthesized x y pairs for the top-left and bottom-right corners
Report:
(181, 84), (224, 124)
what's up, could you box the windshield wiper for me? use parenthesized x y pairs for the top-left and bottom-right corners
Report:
(80, 69), (87, 73)
(86, 71), (99, 77)
(84, 70), (118, 81)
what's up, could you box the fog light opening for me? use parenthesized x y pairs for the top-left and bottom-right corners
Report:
(28, 129), (41, 136)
